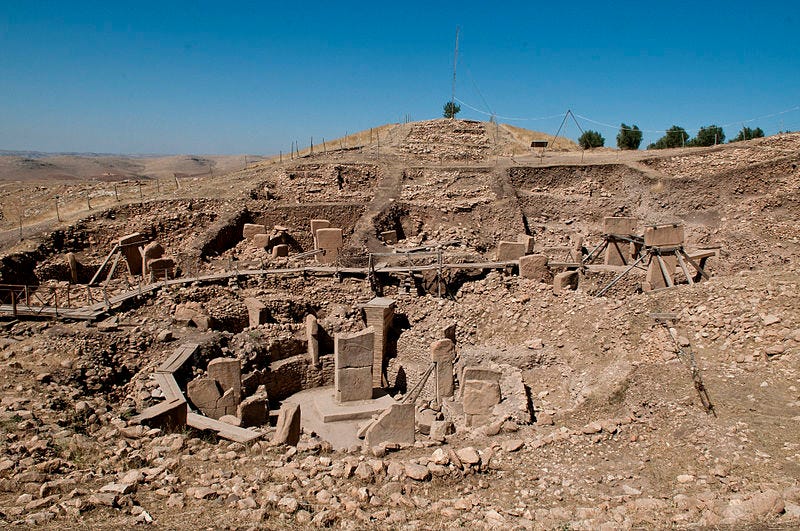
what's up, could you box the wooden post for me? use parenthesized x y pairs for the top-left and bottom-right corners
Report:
(156, 178), (161, 194)
(310, 137), (314, 155)
(87, 195), (91, 210)
(24, 285), (29, 306)
(279, 150), (282, 163)
(10, 290), (16, 317)
(437, 247), (443, 298)
(114, 184), (119, 201)
(55, 196), (61, 222)
(174, 176), (180, 190)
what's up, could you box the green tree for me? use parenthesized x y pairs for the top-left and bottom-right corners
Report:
(616, 123), (643, 150)
(647, 126), (689, 149)
(443, 101), (461, 119)
(688, 125), (725, 147)
(730, 126), (765, 142)
(578, 130), (605, 149)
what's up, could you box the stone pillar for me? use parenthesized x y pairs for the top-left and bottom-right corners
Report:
(442, 323), (456, 343)
(334, 328), (375, 402)
(140, 241), (164, 276)
(244, 298), (268, 328)
(363, 297), (395, 388)
(431, 339), (455, 400)
(603, 217), (638, 266)
(519, 254), (551, 282)
(273, 403), (301, 446)
(461, 367), (502, 427)
(643, 224), (685, 290)
(517, 234), (535, 254)
(496, 241), (527, 261)
(242, 223), (267, 240)
(310, 219), (331, 248)
(306, 314), (319, 365)
(66, 252), (79, 284)
(315, 228), (343, 264)
(207, 358), (242, 404)
(118, 233), (145, 276)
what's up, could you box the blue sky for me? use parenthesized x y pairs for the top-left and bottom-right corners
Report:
(1, 1), (798, 154)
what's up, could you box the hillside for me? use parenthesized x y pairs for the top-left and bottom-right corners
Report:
(0, 119), (799, 529)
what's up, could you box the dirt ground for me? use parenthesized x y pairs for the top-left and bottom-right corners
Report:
(0, 119), (799, 529)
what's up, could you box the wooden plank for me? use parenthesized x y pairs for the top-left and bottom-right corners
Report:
(157, 342), (200, 374)
(186, 412), (261, 444)
(89, 243), (120, 286)
(686, 250), (717, 260)
(154, 372), (184, 402)
(680, 250), (711, 281)
(675, 252), (695, 286)
(131, 397), (187, 429)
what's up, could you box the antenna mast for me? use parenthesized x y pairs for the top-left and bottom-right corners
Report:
(451, 26), (460, 117)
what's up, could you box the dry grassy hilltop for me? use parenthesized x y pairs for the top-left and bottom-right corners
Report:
(0, 119), (799, 529)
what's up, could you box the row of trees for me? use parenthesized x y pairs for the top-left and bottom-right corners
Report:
(441, 102), (769, 150)
(577, 124), (765, 150)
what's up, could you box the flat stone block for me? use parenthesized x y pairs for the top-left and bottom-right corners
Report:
(237, 394), (268, 427)
(251, 233), (269, 249)
(310, 219), (331, 241)
(187, 377), (221, 416)
(273, 403), (301, 446)
(462, 379), (501, 415)
(517, 234), (535, 254)
(316, 228), (343, 264)
(644, 224), (684, 248)
(462, 367), (501, 383)
(272, 244), (289, 257)
(313, 390), (396, 423)
(553, 270), (579, 294)
(381, 230), (398, 244)
(334, 328), (375, 369)
(364, 403), (415, 448)
(243, 223), (267, 240)
(335, 367), (373, 403)
(604, 216), (637, 235)
(147, 257), (175, 279)
(519, 254), (551, 282)
(496, 241), (527, 261)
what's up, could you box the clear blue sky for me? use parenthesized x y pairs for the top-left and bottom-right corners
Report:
(1, 1), (798, 154)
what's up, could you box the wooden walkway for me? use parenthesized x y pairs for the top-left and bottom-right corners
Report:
(0, 259), (519, 321)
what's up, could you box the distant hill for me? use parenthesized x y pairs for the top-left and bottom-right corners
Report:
(0, 153), (267, 181)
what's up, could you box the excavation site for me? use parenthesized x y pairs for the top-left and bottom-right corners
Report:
(0, 119), (799, 529)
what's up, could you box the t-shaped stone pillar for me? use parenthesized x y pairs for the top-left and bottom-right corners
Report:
(431, 339), (455, 400)
(363, 297), (395, 388)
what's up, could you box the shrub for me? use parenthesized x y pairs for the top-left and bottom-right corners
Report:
(578, 130), (605, 149)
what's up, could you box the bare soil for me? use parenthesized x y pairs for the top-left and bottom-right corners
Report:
(0, 120), (799, 529)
